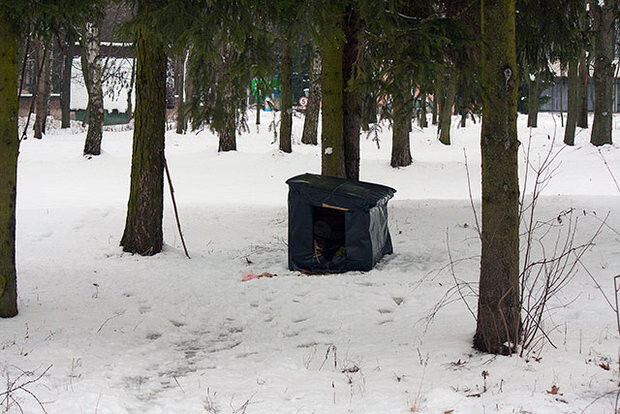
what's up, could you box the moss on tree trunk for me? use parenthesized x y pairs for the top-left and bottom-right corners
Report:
(590, 1), (613, 147)
(320, 13), (345, 178)
(390, 86), (412, 168)
(279, 36), (292, 153)
(474, 0), (521, 355)
(342, 5), (362, 180)
(0, 16), (19, 317)
(120, 11), (166, 256)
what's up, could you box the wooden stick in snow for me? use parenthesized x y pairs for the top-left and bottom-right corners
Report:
(163, 153), (191, 259)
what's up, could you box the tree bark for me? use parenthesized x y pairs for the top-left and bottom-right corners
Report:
(0, 16), (18, 318)
(120, 6), (167, 256)
(438, 72), (456, 145)
(301, 46), (321, 145)
(589, 1), (614, 146)
(320, 12), (345, 178)
(577, 51), (589, 128)
(218, 99), (237, 151)
(564, 58), (580, 146)
(82, 20), (104, 156)
(474, 0), (521, 355)
(279, 36), (292, 153)
(526, 73), (540, 128)
(175, 54), (185, 134)
(33, 38), (51, 139)
(418, 88), (428, 128)
(390, 86), (412, 168)
(342, 5), (362, 180)
(60, 32), (73, 129)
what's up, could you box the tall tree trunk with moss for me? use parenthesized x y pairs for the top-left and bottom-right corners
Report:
(61, 32), (73, 129)
(302, 46), (321, 145)
(0, 17), (18, 318)
(564, 58), (580, 146)
(526, 72), (540, 128)
(342, 5), (362, 180)
(320, 11), (345, 178)
(33, 38), (51, 139)
(577, 51), (589, 128)
(82, 20), (104, 156)
(589, 0), (613, 147)
(279, 36), (292, 153)
(390, 86), (412, 168)
(438, 72), (456, 145)
(120, 7), (166, 256)
(474, 0), (521, 355)
(175, 54), (185, 134)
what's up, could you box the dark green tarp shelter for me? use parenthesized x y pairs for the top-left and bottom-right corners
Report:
(286, 173), (396, 273)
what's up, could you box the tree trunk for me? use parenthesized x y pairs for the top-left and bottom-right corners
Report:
(320, 12), (345, 178)
(342, 5), (362, 181)
(33, 38), (51, 139)
(0, 17), (18, 318)
(431, 93), (438, 125)
(82, 21), (104, 156)
(279, 36), (292, 153)
(175, 54), (185, 134)
(60, 32), (73, 129)
(590, 1), (614, 146)
(564, 58), (580, 146)
(301, 46), (321, 145)
(527, 73), (540, 128)
(577, 51), (589, 128)
(438, 72), (456, 145)
(120, 7), (167, 256)
(390, 86), (412, 168)
(474, 0), (521, 355)
(218, 100), (237, 151)
(418, 88), (428, 128)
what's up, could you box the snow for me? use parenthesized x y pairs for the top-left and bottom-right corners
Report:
(2, 112), (619, 413)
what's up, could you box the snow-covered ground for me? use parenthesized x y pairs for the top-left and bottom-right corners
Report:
(2, 112), (619, 413)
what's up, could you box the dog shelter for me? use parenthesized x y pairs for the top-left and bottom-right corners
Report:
(286, 173), (396, 273)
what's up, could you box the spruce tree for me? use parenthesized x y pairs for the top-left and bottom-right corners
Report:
(0, 0), (101, 318)
(120, 0), (167, 255)
(0, 9), (19, 317)
(589, 0), (614, 146)
(474, 0), (521, 354)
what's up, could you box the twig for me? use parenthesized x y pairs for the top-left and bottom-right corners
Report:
(597, 149), (620, 193)
(445, 229), (476, 321)
(96, 311), (125, 333)
(162, 153), (191, 259)
(463, 148), (481, 237)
